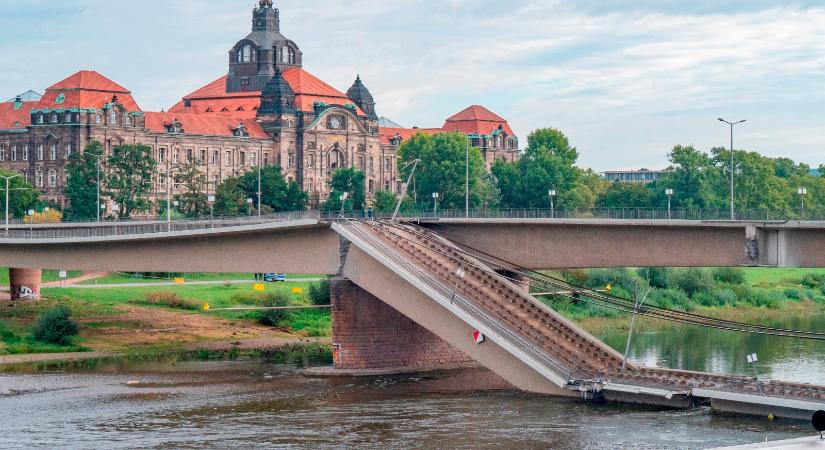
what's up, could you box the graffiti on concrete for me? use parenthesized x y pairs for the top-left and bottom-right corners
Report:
(14, 285), (39, 299)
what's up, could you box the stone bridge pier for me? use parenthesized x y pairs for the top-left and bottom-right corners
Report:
(330, 277), (475, 371)
(8, 268), (42, 300)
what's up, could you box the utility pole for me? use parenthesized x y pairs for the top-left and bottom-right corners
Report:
(257, 144), (262, 217)
(718, 118), (746, 220)
(93, 153), (102, 222)
(392, 159), (420, 221)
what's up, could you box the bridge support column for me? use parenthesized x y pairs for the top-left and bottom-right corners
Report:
(9, 268), (42, 300)
(330, 277), (475, 371)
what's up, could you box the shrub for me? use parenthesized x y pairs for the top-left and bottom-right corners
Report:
(801, 273), (825, 289)
(638, 268), (672, 289)
(715, 288), (738, 306)
(670, 268), (714, 297)
(585, 268), (640, 293)
(712, 267), (746, 285)
(31, 305), (79, 346)
(309, 279), (331, 306)
(692, 291), (720, 307)
(143, 292), (199, 310)
(647, 288), (693, 311)
(257, 291), (292, 326)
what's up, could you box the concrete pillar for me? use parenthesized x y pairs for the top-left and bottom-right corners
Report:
(9, 268), (42, 300)
(330, 277), (474, 371)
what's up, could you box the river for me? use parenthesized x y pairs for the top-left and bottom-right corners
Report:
(0, 350), (816, 449)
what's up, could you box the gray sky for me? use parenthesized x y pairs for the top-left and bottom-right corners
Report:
(1, 0), (823, 170)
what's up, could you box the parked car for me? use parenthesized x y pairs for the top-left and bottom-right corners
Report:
(263, 273), (287, 282)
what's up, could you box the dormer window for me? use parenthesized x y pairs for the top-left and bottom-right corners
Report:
(124, 115), (131, 126)
(37, 114), (44, 124)
(110, 111), (117, 125)
(166, 119), (184, 134)
(51, 114), (58, 124)
(232, 123), (249, 138)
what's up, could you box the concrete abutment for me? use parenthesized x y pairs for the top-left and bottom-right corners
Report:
(9, 268), (42, 300)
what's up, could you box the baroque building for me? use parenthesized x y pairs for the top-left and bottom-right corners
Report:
(0, 0), (518, 211)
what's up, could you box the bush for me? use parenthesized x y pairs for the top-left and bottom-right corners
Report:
(585, 268), (640, 294)
(715, 288), (738, 306)
(31, 305), (79, 346)
(670, 268), (715, 297)
(647, 288), (693, 312)
(638, 268), (671, 289)
(801, 273), (825, 289)
(309, 279), (331, 306)
(712, 267), (746, 285)
(257, 291), (292, 326)
(143, 292), (199, 310)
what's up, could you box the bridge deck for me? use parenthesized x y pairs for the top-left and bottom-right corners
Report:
(339, 220), (825, 418)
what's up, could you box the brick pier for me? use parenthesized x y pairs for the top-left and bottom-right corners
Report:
(330, 277), (474, 370)
(9, 268), (42, 300)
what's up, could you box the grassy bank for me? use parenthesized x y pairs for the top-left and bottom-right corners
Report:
(0, 269), (83, 286)
(0, 276), (331, 356)
(76, 272), (322, 285)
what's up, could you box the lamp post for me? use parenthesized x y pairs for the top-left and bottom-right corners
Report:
(465, 138), (470, 218)
(163, 167), (181, 232)
(432, 192), (440, 217)
(246, 198), (253, 216)
(798, 187), (807, 220)
(339, 192), (349, 217)
(665, 188), (674, 220)
(208, 194), (215, 225)
(548, 189), (556, 219)
(1, 173), (23, 233)
(92, 153), (102, 222)
(718, 118), (746, 220)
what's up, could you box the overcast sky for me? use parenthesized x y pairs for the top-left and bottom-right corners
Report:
(1, 0), (823, 171)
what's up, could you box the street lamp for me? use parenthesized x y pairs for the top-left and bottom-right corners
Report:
(548, 189), (556, 219)
(665, 188), (674, 219)
(246, 198), (253, 216)
(1, 173), (24, 233)
(798, 187), (808, 220)
(208, 194), (215, 225)
(339, 192), (349, 217)
(91, 153), (103, 222)
(162, 167), (182, 231)
(718, 118), (746, 220)
(432, 192), (440, 216)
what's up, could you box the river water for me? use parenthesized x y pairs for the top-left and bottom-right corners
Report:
(0, 350), (816, 449)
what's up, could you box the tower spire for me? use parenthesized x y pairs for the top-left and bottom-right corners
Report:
(259, 0), (273, 8)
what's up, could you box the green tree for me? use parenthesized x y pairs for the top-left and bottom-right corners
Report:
(493, 128), (582, 209)
(324, 167), (366, 212)
(655, 145), (722, 209)
(173, 160), (209, 218)
(0, 168), (39, 218)
(398, 132), (494, 210)
(105, 144), (157, 218)
(213, 176), (246, 216)
(239, 165), (307, 213)
(596, 181), (653, 208)
(65, 141), (104, 220)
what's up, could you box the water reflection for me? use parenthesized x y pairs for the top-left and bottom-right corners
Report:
(600, 314), (825, 384)
(0, 357), (812, 449)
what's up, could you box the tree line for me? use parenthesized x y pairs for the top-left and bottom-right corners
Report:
(3, 132), (823, 221)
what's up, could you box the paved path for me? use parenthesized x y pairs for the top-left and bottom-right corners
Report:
(62, 278), (325, 289)
(42, 271), (109, 288)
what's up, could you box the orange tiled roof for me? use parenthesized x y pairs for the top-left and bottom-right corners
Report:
(36, 70), (141, 111)
(144, 112), (269, 139)
(378, 127), (442, 145)
(442, 105), (514, 136)
(0, 101), (35, 130)
(169, 68), (364, 116)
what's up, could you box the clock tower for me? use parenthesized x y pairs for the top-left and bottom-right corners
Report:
(227, 1), (303, 93)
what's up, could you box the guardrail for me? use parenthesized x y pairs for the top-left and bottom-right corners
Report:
(325, 208), (825, 222)
(1, 210), (320, 239)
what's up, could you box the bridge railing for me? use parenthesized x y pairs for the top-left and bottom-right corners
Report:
(0, 210), (320, 239)
(379, 208), (825, 221)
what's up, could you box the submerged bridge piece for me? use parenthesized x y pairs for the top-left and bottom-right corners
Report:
(332, 220), (825, 419)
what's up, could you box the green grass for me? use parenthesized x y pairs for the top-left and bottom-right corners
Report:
(740, 267), (825, 286)
(77, 272), (324, 285)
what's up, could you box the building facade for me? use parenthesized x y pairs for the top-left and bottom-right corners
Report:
(0, 0), (519, 211)
(601, 168), (668, 183)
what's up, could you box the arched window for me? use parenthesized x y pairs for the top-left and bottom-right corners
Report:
(239, 45), (253, 63)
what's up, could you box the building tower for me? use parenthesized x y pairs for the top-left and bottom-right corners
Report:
(227, 0), (303, 93)
(346, 75), (378, 120)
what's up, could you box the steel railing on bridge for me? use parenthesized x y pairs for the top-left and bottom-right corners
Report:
(0, 210), (320, 240)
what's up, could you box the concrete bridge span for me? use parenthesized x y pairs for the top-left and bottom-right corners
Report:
(421, 219), (825, 269)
